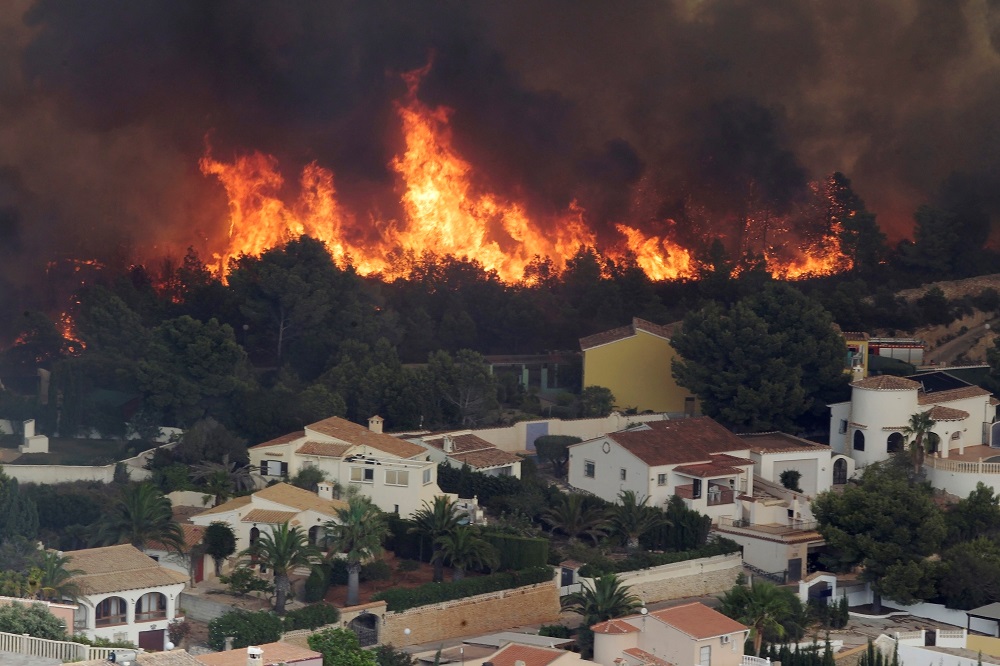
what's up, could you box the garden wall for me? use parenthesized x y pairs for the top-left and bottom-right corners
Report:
(579, 552), (743, 604)
(470, 412), (670, 452)
(1, 438), (182, 484)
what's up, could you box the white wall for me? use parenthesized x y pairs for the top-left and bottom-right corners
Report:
(471, 412), (670, 453)
(828, 403), (851, 455)
(567, 437), (649, 504)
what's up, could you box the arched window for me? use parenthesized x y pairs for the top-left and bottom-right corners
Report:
(927, 432), (941, 454)
(887, 432), (904, 453)
(833, 458), (848, 485)
(95, 597), (127, 626)
(249, 526), (260, 546)
(135, 592), (167, 622)
(853, 430), (865, 451)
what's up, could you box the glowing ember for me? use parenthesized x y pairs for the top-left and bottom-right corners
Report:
(58, 311), (85, 355)
(200, 64), (851, 283)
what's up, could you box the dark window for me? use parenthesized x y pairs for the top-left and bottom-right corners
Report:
(692, 478), (702, 499)
(584, 461), (596, 478)
(887, 432), (904, 453)
(853, 430), (865, 451)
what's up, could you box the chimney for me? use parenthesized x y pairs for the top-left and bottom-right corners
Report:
(23, 419), (34, 439)
(443, 435), (454, 453)
(515, 661), (526, 666)
(224, 637), (234, 651)
(247, 646), (264, 666)
(368, 415), (384, 434)
(317, 481), (333, 500)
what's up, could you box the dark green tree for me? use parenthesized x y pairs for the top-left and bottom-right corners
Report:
(0, 601), (67, 640)
(203, 522), (238, 576)
(408, 496), (467, 583)
(947, 483), (1000, 545)
(938, 537), (1000, 610)
(433, 526), (499, 581)
(579, 386), (615, 418)
(428, 349), (499, 427)
(92, 483), (184, 551)
(813, 464), (944, 612)
(240, 522), (321, 615)
(720, 580), (802, 656)
(325, 495), (389, 606)
(561, 573), (642, 625)
(308, 627), (377, 666)
(672, 282), (847, 431)
(901, 205), (960, 276)
(902, 411), (936, 477)
(533, 435), (580, 478)
(608, 491), (668, 551)
(541, 493), (608, 545)
(207, 610), (283, 651)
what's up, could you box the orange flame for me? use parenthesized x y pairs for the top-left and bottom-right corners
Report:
(200, 64), (849, 284)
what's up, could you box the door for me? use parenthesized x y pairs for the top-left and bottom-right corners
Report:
(525, 422), (548, 451)
(193, 554), (204, 583)
(925, 630), (936, 646)
(138, 629), (165, 652)
(787, 558), (802, 582)
(833, 458), (847, 485)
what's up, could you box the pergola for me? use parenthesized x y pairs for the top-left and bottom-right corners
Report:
(966, 602), (1000, 637)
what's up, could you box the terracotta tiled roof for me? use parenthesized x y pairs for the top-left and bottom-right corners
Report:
(195, 641), (321, 666)
(450, 448), (521, 469)
(487, 643), (567, 666)
(296, 441), (353, 458)
(193, 495), (252, 517)
(623, 647), (673, 666)
(852, 375), (921, 391)
(918, 386), (992, 405)
(305, 417), (426, 458)
(424, 433), (495, 454)
(710, 453), (755, 465)
(650, 602), (747, 639)
(67, 545), (189, 595)
(740, 432), (830, 454)
(253, 483), (347, 516)
(591, 618), (640, 634)
(925, 405), (970, 421)
(579, 317), (677, 350)
(242, 509), (298, 524)
(991, 397), (1000, 406)
(147, 524), (205, 552)
(77, 650), (204, 666)
(250, 430), (304, 450)
(841, 331), (870, 341)
(602, 417), (747, 466)
(674, 462), (742, 477)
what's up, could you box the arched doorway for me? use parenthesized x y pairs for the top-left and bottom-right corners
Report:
(853, 430), (865, 451)
(348, 612), (379, 647)
(833, 458), (847, 485)
(887, 432), (904, 453)
(926, 432), (941, 455)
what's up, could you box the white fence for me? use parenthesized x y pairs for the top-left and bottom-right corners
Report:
(0, 630), (116, 662)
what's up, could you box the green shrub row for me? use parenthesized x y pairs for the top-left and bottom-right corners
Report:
(207, 604), (341, 650)
(578, 538), (741, 577)
(372, 566), (553, 612)
(282, 603), (340, 631)
(483, 532), (549, 570)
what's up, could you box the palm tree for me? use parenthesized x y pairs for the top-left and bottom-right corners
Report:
(191, 455), (261, 507)
(92, 483), (185, 552)
(239, 522), (321, 615)
(902, 411), (937, 476)
(409, 496), (467, 583)
(609, 490), (670, 551)
(561, 574), (642, 624)
(720, 580), (796, 656)
(32, 551), (83, 602)
(433, 526), (499, 581)
(541, 493), (608, 545)
(325, 496), (389, 606)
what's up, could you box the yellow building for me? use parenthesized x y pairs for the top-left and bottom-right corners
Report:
(841, 330), (870, 379)
(580, 317), (697, 414)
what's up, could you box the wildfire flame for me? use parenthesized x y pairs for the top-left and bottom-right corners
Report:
(200, 65), (849, 283)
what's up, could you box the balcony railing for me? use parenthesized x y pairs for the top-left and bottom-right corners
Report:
(717, 516), (819, 535)
(924, 457), (1000, 474)
(135, 610), (167, 622)
(95, 615), (126, 627)
(706, 488), (735, 506)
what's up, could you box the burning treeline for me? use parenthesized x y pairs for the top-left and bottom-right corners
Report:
(198, 66), (855, 284)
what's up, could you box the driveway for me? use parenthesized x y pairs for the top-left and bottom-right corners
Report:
(0, 652), (61, 666)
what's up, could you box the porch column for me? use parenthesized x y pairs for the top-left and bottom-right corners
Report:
(126, 595), (135, 626)
(167, 590), (177, 621)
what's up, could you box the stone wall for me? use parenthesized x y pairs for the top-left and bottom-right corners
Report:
(583, 552), (743, 604)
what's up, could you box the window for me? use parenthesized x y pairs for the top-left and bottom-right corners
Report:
(135, 592), (167, 622)
(700, 645), (711, 666)
(692, 478), (702, 499)
(657, 473), (667, 486)
(385, 469), (409, 486)
(498, 466), (512, 476)
(422, 468), (432, 485)
(350, 467), (375, 483)
(887, 432), (904, 453)
(620, 468), (627, 481)
(263, 459), (288, 477)
(96, 597), (127, 627)
(853, 430), (865, 451)
(839, 419), (848, 434)
(584, 460), (596, 478)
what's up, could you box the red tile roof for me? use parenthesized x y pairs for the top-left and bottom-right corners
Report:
(925, 405), (970, 421)
(296, 441), (353, 458)
(604, 417), (747, 466)
(147, 524), (205, 552)
(450, 448), (521, 469)
(852, 376), (921, 391)
(623, 647), (673, 666)
(487, 644), (567, 666)
(650, 602), (747, 639)
(305, 417), (426, 458)
(673, 462), (743, 477)
(250, 431), (304, 450)
(579, 317), (677, 350)
(424, 433), (495, 454)
(740, 432), (830, 454)
(591, 618), (640, 634)
(918, 386), (992, 405)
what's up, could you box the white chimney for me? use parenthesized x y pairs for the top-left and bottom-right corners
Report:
(515, 661), (527, 666)
(317, 482), (333, 500)
(443, 435), (454, 453)
(23, 419), (34, 439)
(247, 645), (264, 666)
(368, 415), (384, 434)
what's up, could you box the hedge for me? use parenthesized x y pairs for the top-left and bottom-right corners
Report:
(372, 566), (553, 612)
(483, 533), (549, 571)
(577, 538), (741, 577)
(385, 514), (431, 562)
(207, 610), (283, 651)
(282, 603), (340, 631)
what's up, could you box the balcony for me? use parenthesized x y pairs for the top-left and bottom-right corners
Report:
(706, 488), (735, 506)
(716, 516), (821, 541)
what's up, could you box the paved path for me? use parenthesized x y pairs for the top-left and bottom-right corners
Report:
(0, 652), (61, 666)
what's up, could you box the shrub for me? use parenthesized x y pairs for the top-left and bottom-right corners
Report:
(0, 601), (67, 640)
(207, 610), (283, 651)
(538, 624), (572, 639)
(282, 603), (340, 631)
(361, 559), (392, 582)
(167, 618), (192, 645)
(329, 558), (349, 585)
(309, 627), (376, 666)
(304, 565), (332, 603)
(483, 533), (549, 570)
(373, 566), (553, 612)
(72, 634), (136, 648)
(220, 566), (274, 597)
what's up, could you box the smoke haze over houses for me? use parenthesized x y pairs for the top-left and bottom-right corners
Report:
(2, 1), (1000, 289)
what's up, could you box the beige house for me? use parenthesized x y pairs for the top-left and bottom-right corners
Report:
(592, 602), (749, 666)
(248, 416), (442, 518)
(413, 432), (523, 477)
(66, 545), (188, 651)
(189, 483), (346, 555)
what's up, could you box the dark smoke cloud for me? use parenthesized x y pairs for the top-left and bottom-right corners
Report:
(3, 0), (1000, 290)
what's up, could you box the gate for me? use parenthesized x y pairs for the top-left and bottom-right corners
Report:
(349, 612), (379, 647)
